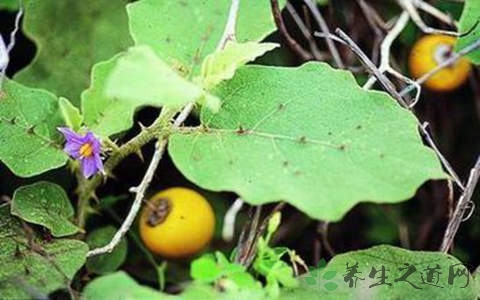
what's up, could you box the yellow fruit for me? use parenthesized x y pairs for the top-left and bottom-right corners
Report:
(409, 34), (471, 92)
(139, 187), (215, 258)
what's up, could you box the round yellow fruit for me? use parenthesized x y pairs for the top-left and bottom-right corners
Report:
(139, 187), (215, 258)
(409, 34), (471, 92)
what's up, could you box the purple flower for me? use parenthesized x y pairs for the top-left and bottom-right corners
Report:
(58, 127), (104, 178)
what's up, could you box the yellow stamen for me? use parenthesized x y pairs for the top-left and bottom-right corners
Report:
(79, 143), (93, 158)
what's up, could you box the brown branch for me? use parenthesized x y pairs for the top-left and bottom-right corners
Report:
(234, 202), (286, 267)
(270, 0), (313, 61)
(440, 156), (480, 252)
(303, 0), (345, 68)
(285, 2), (326, 60)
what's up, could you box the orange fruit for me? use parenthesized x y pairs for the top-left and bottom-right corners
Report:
(409, 34), (471, 92)
(139, 187), (215, 258)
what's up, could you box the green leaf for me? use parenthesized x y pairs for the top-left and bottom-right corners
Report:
(199, 41), (279, 89)
(168, 63), (446, 221)
(0, 207), (88, 299)
(104, 46), (220, 112)
(86, 226), (128, 275)
(11, 181), (78, 237)
(271, 262), (298, 288)
(83, 271), (166, 300)
(227, 271), (261, 290)
(82, 46), (219, 137)
(0, 0), (19, 10)
(181, 282), (266, 300)
(127, 0), (285, 76)
(59, 97), (83, 131)
(293, 245), (476, 299)
(14, 0), (132, 105)
(456, 0), (480, 64)
(191, 254), (222, 282)
(0, 80), (67, 177)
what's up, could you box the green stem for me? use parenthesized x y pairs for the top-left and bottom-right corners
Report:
(76, 108), (177, 229)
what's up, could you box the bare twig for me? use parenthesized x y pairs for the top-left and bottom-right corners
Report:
(303, 0), (345, 68)
(397, 0), (458, 36)
(362, 11), (422, 107)
(0, 3), (23, 90)
(356, 0), (389, 31)
(412, 0), (458, 27)
(317, 29), (466, 190)
(332, 30), (407, 106)
(419, 122), (464, 190)
(285, 2), (325, 60)
(363, 13), (408, 84)
(222, 197), (244, 242)
(270, 0), (313, 60)
(356, 0), (385, 65)
(235, 202), (286, 267)
(87, 139), (167, 257)
(440, 156), (480, 252)
(317, 222), (335, 256)
(235, 205), (262, 266)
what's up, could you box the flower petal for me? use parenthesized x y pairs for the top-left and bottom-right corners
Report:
(57, 127), (86, 144)
(81, 157), (99, 178)
(64, 142), (82, 159)
(94, 153), (104, 174)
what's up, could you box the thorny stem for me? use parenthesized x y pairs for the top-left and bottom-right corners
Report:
(76, 108), (176, 229)
(87, 104), (194, 257)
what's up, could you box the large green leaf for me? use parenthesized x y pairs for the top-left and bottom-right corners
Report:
(82, 46), (219, 137)
(169, 63), (446, 221)
(86, 226), (128, 275)
(0, 0), (19, 10)
(83, 272), (166, 300)
(456, 0), (480, 64)
(11, 181), (78, 237)
(14, 0), (132, 105)
(284, 245), (476, 299)
(0, 80), (67, 177)
(127, 0), (285, 76)
(0, 207), (88, 299)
